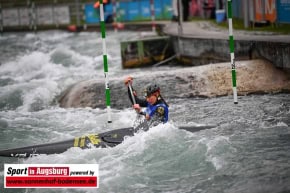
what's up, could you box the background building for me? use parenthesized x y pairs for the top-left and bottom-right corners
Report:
(0, 0), (289, 32)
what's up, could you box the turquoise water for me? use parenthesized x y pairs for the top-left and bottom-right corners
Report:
(0, 31), (290, 193)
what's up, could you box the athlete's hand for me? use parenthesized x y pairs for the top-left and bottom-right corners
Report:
(145, 114), (150, 120)
(133, 104), (141, 112)
(124, 76), (133, 86)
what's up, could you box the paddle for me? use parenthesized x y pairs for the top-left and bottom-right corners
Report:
(128, 81), (136, 105)
(128, 82), (145, 116)
(127, 82), (148, 131)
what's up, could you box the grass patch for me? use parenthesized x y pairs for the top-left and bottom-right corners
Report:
(212, 18), (290, 34)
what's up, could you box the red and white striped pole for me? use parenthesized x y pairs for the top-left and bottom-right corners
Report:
(112, 0), (117, 32)
(150, 0), (156, 33)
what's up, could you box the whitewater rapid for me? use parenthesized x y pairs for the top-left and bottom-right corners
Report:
(0, 30), (290, 193)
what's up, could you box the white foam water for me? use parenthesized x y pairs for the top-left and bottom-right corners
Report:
(0, 30), (290, 193)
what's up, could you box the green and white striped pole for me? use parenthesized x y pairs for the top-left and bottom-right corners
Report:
(227, 0), (238, 104)
(99, 0), (112, 123)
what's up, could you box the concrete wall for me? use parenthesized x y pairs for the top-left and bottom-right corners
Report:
(171, 36), (290, 70)
(251, 41), (290, 69)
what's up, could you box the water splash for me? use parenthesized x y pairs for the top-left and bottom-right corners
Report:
(1, 30), (290, 193)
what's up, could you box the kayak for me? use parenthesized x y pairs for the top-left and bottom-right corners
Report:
(0, 125), (215, 158)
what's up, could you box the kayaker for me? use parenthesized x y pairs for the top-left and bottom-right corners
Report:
(124, 76), (169, 129)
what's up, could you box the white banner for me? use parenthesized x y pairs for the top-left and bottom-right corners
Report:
(4, 164), (99, 188)
(19, 8), (30, 26)
(37, 7), (53, 25)
(2, 8), (19, 26)
(2, 5), (70, 27)
(54, 6), (70, 24)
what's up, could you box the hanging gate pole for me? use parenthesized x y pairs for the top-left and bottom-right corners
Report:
(227, 0), (238, 104)
(150, 0), (156, 33)
(0, 3), (3, 34)
(99, 0), (112, 123)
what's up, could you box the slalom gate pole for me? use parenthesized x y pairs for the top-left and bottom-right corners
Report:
(150, 0), (156, 33)
(227, 0), (238, 104)
(0, 3), (3, 35)
(31, 2), (37, 33)
(99, 0), (112, 123)
(112, 0), (117, 33)
(177, 0), (183, 57)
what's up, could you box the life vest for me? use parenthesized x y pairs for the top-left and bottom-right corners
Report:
(146, 103), (169, 123)
(94, 0), (108, 8)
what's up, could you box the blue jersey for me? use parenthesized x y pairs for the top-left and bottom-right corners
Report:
(145, 103), (169, 123)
